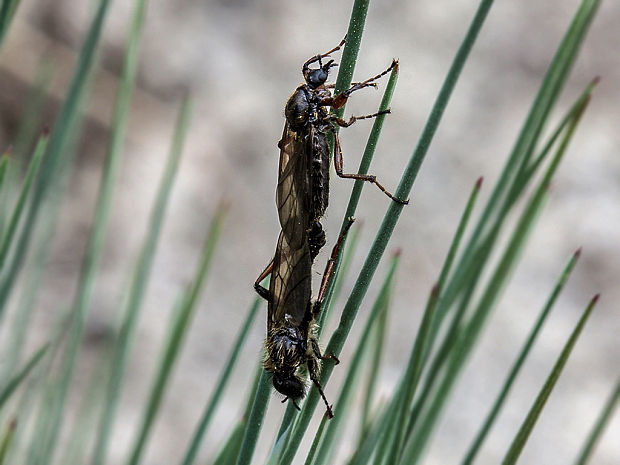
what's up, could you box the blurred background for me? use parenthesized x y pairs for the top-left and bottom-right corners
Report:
(0, 0), (618, 463)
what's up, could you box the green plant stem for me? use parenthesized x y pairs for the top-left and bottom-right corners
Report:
(501, 295), (598, 465)
(0, 0), (111, 321)
(234, 369), (272, 465)
(462, 249), (581, 464)
(574, 377), (620, 465)
(180, 297), (261, 465)
(0, 345), (47, 408)
(126, 202), (226, 465)
(92, 95), (191, 465)
(0, 131), (49, 271)
(311, 253), (400, 465)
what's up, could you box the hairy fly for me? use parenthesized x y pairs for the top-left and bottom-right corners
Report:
(255, 219), (355, 417)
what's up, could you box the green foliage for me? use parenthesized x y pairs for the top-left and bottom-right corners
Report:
(0, 0), (614, 464)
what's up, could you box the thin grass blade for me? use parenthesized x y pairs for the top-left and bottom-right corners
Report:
(0, 0), (112, 319)
(212, 420), (246, 465)
(573, 376), (620, 465)
(279, 2), (495, 462)
(0, 130), (49, 271)
(0, 419), (16, 465)
(462, 248), (581, 464)
(180, 296), (261, 465)
(92, 95), (191, 465)
(399, 93), (591, 465)
(501, 294), (598, 465)
(234, 368), (272, 465)
(0, 0), (20, 50)
(126, 203), (226, 465)
(0, 344), (47, 408)
(311, 252), (400, 465)
(435, 0), (600, 326)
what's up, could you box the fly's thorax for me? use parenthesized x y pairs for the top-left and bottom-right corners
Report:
(263, 322), (307, 374)
(285, 87), (311, 131)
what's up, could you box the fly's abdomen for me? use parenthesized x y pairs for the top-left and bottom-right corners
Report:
(310, 130), (330, 222)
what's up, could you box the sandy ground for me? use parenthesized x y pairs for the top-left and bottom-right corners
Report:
(0, 0), (619, 464)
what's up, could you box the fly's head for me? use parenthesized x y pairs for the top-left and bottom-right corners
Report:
(303, 57), (337, 89)
(272, 371), (307, 402)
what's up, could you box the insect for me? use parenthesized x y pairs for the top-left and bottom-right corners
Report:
(255, 218), (355, 418)
(276, 37), (407, 262)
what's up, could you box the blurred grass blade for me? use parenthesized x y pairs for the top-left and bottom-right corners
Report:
(127, 203), (226, 465)
(574, 377), (620, 465)
(302, 416), (326, 465)
(437, 177), (482, 291)
(0, 0), (20, 50)
(311, 253), (400, 465)
(0, 130), (49, 270)
(212, 420), (246, 465)
(13, 60), (54, 162)
(234, 368), (271, 465)
(92, 95), (191, 465)
(0, 344), (47, 408)
(399, 87), (590, 465)
(0, 419), (16, 465)
(386, 284), (439, 463)
(463, 249), (581, 464)
(267, 422), (294, 465)
(501, 294), (598, 465)
(180, 296), (261, 465)
(0, 0), (112, 318)
(59, 347), (111, 465)
(0, 149), (10, 234)
(348, 399), (393, 465)
(34, 0), (151, 457)
(279, 2), (494, 462)
(360, 257), (392, 440)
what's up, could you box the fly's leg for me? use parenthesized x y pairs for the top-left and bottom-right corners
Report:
(282, 397), (302, 411)
(254, 259), (273, 301)
(328, 59), (399, 110)
(330, 109), (391, 128)
(314, 217), (355, 311)
(311, 339), (340, 365)
(302, 36), (346, 75)
(323, 82), (378, 90)
(307, 357), (334, 418)
(333, 130), (409, 205)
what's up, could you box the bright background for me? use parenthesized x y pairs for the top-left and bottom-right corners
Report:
(0, 0), (618, 464)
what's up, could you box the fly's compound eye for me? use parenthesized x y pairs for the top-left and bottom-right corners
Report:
(273, 373), (306, 400)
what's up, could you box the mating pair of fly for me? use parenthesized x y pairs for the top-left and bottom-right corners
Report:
(254, 37), (407, 419)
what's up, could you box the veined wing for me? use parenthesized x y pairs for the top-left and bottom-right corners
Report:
(268, 230), (312, 331)
(276, 124), (312, 249)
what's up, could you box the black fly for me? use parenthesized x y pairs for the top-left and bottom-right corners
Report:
(276, 37), (407, 261)
(254, 38), (405, 417)
(255, 218), (355, 418)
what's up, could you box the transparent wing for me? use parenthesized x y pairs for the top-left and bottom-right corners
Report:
(268, 230), (312, 331)
(276, 124), (312, 250)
